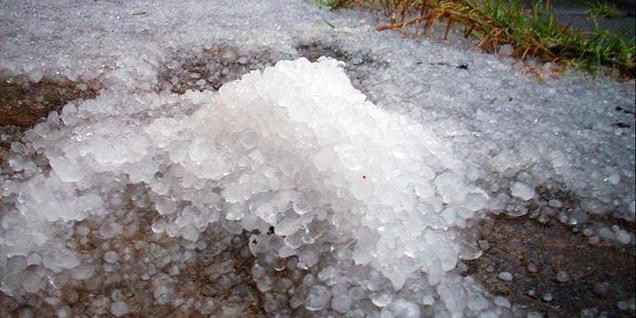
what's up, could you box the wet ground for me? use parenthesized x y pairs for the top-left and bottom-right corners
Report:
(0, 78), (99, 129)
(465, 214), (635, 317)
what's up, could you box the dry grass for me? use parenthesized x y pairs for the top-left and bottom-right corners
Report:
(318, 0), (635, 78)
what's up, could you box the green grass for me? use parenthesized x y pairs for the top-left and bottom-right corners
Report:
(587, 1), (621, 19)
(315, 0), (635, 78)
(466, 0), (634, 76)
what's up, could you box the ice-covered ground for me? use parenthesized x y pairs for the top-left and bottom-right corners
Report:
(0, 0), (634, 317)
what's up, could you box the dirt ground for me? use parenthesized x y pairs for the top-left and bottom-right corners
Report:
(465, 214), (635, 317)
(0, 78), (99, 128)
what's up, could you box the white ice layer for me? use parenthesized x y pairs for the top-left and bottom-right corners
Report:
(2, 58), (505, 316)
(1, 0), (633, 223)
(1, 0), (634, 316)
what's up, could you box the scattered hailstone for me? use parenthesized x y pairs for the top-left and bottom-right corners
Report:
(467, 294), (489, 311)
(588, 236), (601, 245)
(510, 182), (536, 201)
(542, 293), (553, 302)
(422, 294), (435, 305)
(104, 251), (120, 264)
(478, 240), (491, 251)
(548, 199), (563, 208)
(331, 294), (352, 313)
(497, 271), (513, 281)
(556, 271), (569, 282)
(617, 298), (635, 311)
(26, 253), (42, 266)
(99, 222), (123, 239)
(181, 225), (201, 242)
(385, 298), (421, 318)
(594, 282), (610, 297)
(580, 308), (599, 318)
(77, 225), (90, 236)
(614, 228), (632, 244)
(110, 301), (129, 317)
(305, 285), (330, 311)
(71, 265), (95, 280)
(56, 306), (72, 318)
(371, 293), (394, 307)
(22, 273), (44, 293)
(494, 295), (511, 308)
(526, 262), (538, 273)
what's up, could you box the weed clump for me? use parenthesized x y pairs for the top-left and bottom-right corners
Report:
(320, 0), (635, 78)
(587, 1), (621, 19)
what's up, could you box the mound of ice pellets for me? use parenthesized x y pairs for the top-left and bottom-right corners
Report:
(1, 58), (504, 315)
